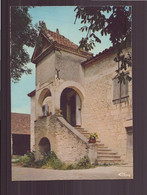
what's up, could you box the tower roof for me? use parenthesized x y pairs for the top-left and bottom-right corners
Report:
(31, 28), (93, 64)
(44, 29), (78, 50)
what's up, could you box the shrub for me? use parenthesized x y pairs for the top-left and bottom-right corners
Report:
(26, 151), (35, 161)
(94, 159), (98, 166)
(15, 151), (98, 170)
(42, 151), (65, 169)
(50, 157), (65, 169)
(19, 155), (32, 165)
(32, 160), (44, 168)
(18, 151), (35, 166)
(75, 156), (92, 169)
(65, 164), (74, 170)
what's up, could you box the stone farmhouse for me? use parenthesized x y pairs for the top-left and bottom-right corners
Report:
(11, 113), (30, 155)
(28, 28), (133, 165)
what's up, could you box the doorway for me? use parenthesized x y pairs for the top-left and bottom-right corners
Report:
(60, 88), (82, 127)
(13, 134), (30, 155)
(39, 137), (51, 154)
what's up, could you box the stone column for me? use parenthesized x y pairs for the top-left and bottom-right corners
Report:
(54, 84), (61, 114)
(88, 144), (97, 165)
(11, 134), (13, 156)
(76, 93), (81, 126)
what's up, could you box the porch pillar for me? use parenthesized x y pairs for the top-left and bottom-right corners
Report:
(76, 93), (81, 126)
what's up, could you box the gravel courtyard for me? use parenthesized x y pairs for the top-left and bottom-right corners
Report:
(12, 164), (133, 181)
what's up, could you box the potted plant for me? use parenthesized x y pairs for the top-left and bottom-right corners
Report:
(55, 108), (62, 115)
(88, 133), (98, 143)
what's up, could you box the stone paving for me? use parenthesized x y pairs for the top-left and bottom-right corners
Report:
(12, 164), (133, 181)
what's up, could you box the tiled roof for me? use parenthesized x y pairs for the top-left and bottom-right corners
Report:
(11, 113), (30, 135)
(44, 29), (78, 50)
(32, 28), (93, 63)
(28, 90), (36, 97)
(81, 47), (115, 67)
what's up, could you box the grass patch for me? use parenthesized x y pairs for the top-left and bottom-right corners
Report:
(12, 152), (35, 167)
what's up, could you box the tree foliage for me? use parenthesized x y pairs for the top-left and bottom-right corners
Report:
(10, 7), (38, 83)
(74, 6), (132, 81)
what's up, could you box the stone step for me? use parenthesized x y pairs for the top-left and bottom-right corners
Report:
(97, 149), (116, 152)
(76, 128), (86, 130)
(81, 132), (90, 135)
(96, 144), (106, 147)
(97, 149), (112, 152)
(97, 144), (107, 148)
(96, 139), (101, 143)
(97, 151), (117, 155)
(75, 127), (85, 130)
(97, 159), (122, 164)
(97, 155), (121, 159)
(74, 126), (122, 164)
(79, 133), (89, 137)
(78, 130), (89, 133)
(79, 133), (89, 135)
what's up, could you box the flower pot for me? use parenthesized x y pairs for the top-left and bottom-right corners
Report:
(89, 139), (96, 143)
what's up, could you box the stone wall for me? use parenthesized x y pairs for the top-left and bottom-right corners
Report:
(36, 50), (87, 87)
(82, 48), (132, 159)
(55, 51), (86, 86)
(36, 51), (55, 86)
(82, 49), (132, 161)
(35, 115), (90, 164)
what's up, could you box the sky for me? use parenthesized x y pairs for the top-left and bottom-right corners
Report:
(11, 6), (112, 114)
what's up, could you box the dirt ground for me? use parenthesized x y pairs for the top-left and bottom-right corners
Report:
(12, 163), (133, 181)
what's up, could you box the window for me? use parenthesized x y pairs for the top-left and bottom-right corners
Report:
(112, 75), (129, 104)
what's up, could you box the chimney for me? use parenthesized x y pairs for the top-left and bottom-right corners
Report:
(56, 28), (59, 34)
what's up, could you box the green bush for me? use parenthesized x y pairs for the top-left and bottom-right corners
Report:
(19, 155), (32, 165)
(41, 151), (65, 169)
(32, 160), (43, 168)
(26, 151), (35, 161)
(18, 151), (35, 166)
(42, 151), (57, 164)
(50, 158), (65, 169)
(65, 164), (74, 170)
(75, 156), (92, 169)
(40, 153), (93, 170)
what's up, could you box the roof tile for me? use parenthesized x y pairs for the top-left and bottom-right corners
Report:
(44, 29), (78, 50)
(11, 113), (30, 135)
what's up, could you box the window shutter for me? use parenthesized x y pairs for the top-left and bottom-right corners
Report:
(121, 78), (128, 98)
(113, 78), (120, 100)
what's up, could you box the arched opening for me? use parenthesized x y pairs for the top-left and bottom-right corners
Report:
(38, 88), (52, 106)
(39, 137), (51, 154)
(38, 88), (52, 116)
(60, 88), (82, 127)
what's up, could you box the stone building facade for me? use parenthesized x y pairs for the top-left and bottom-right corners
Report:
(28, 28), (133, 164)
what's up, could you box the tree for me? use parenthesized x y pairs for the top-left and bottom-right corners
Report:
(74, 6), (132, 82)
(10, 7), (38, 83)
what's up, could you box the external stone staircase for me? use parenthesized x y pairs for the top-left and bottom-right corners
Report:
(75, 127), (122, 164)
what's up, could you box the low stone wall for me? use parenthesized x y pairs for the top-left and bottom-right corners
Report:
(34, 115), (97, 164)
